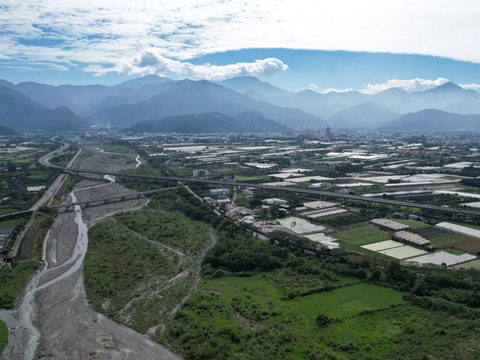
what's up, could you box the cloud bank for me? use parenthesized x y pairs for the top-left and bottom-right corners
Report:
(1, 0), (480, 75)
(321, 78), (480, 94)
(118, 52), (288, 80)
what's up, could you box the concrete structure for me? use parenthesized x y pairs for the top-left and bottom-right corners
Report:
(394, 230), (430, 246)
(209, 188), (230, 197)
(371, 219), (410, 231)
(0, 227), (14, 251)
(192, 169), (207, 178)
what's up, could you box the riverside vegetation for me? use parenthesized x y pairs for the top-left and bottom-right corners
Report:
(85, 188), (480, 360)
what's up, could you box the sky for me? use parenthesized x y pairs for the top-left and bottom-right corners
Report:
(1, 0), (480, 94)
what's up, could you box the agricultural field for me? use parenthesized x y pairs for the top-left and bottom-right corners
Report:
(413, 226), (451, 239)
(235, 175), (270, 182)
(0, 260), (41, 308)
(394, 219), (430, 229)
(335, 224), (389, 246)
(430, 233), (480, 253)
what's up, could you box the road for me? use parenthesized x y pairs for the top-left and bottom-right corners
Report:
(36, 143), (480, 219)
(31, 142), (83, 211)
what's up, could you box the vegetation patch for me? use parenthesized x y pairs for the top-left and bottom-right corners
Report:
(394, 219), (430, 229)
(0, 260), (41, 308)
(0, 319), (7, 353)
(335, 224), (389, 246)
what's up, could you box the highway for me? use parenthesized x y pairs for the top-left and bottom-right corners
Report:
(37, 144), (480, 219)
(32, 141), (83, 210)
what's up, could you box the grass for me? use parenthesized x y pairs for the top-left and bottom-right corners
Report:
(158, 273), (480, 360)
(335, 224), (389, 246)
(429, 233), (474, 247)
(394, 219), (430, 229)
(235, 175), (270, 182)
(444, 248), (466, 255)
(0, 320), (7, 353)
(115, 209), (211, 253)
(97, 153), (135, 166)
(0, 260), (41, 308)
(85, 208), (212, 333)
(98, 144), (137, 154)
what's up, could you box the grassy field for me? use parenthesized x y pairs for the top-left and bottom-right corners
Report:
(444, 248), (466, 255)
(335, 224), (389, 246)
(429, 232), (480, 254)
(98, 144), (137, 154)
(395, 219), (430, 229)
(157, 273), (480, 360)
(0, 260), (41, 308)
(115, 209), (210, 253)
(85, 208), (212, 333)
(235, 175), (270, 182)
(97, 153), (135, 166)
(0, 319), (7, 353)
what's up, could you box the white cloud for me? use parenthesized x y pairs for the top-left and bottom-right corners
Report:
(116, 52), (288, 80)
(320, 88), (355, 94)
(359, 77), (450, 95)
(1, 0), (480, 75)
(308, 83), (318, 91)
(459, 83), (480, 92)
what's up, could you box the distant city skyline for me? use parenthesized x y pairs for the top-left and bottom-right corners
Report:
(1, 1), (480, 92)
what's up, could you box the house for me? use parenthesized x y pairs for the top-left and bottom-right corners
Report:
(0, 228), (14, 251)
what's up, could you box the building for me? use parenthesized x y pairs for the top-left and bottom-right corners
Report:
(0, 228), (14, 251)
(326, 127), (331, 137)
(193, 169), (207, 178)
(209, 188), (231, 197)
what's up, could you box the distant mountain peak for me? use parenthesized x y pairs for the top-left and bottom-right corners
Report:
(114, 74), (172, 89)
(430, 81), (463, 92)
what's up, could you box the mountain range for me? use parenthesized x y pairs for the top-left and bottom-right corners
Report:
(1, 74), (480, 132)
(127, 111), (292, 134)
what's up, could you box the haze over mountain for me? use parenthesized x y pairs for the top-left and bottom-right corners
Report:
(254, 81), (480, 120)
(126, 111), (292, 134)
(381, 109), (480, 131)
(328, 102), (400, 128)
(113, 74), (173, 89)
(0, 85), (88, 131)
(1, 74), (480, 132)
(214, 76), (291, 97)
(86, 80), (326, 130)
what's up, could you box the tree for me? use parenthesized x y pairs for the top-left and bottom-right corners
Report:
(316, 313), (331, 327)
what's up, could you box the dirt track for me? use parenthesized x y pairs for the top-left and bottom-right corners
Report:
(10, 147), (181, 360)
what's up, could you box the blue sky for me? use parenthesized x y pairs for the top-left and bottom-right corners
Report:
(1, 0), (480, 93)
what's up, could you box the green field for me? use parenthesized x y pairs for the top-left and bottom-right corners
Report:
(157, 273), (480, 360)
(429, 233), (473, 247)
(335, 224), (389, 246)
(394, 219), (430, 229)
(84, 188), (480, 360)
(235, 175), (270, 182)
(444, 248), (466, 255)
(85, 207), (212, 333)
(0, 319), (7, 353)
(98, 144), (137, 154)
(97, 153), (135, 166)
(0, 260), (41, 308)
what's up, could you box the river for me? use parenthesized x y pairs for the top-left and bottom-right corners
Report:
(1, 177), (113, 360)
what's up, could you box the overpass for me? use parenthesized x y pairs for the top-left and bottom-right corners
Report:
(38, 147), (480, 221)
(51, 187), (181, 211)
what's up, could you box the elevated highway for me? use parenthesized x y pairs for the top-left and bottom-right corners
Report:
(38, 145), (480, 220)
